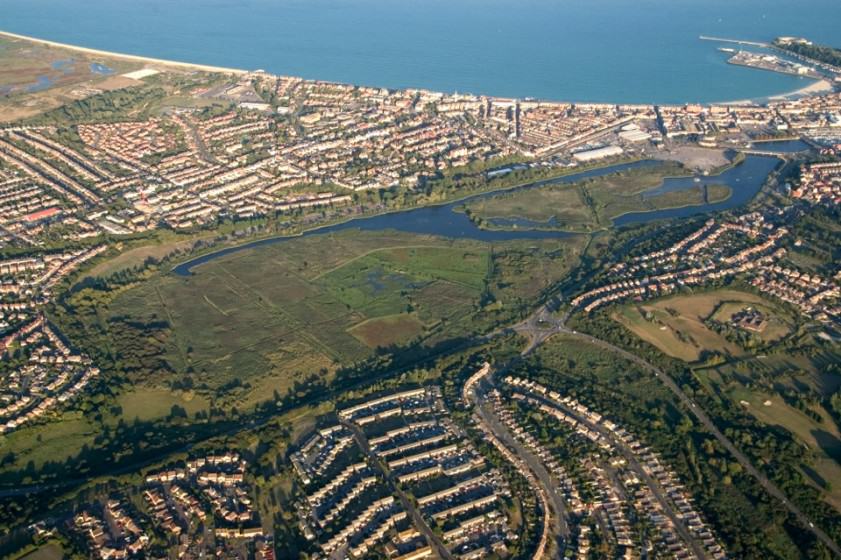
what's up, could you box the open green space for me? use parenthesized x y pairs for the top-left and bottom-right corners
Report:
(16, 543), (64, 560)
(462, 162), (730, 232)
(612, 289), (793, 362)
(0, 412), (98, 471)
(0, 35), (141, 122)
(61, 229), (586, 412)
(695, 367), (841, 512)
(348, 313), (426, 348)
(710, 300), (792, 343)
(464, 182), (595, 231)
(114, 387), (210, 424)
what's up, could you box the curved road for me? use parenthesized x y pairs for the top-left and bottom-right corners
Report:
(476, 393), (571, 539)
(512, 305), (841, 557)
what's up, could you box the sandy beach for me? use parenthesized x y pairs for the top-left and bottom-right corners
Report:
(767, 78), (834, 100)
(0, 29), (248, 76)
(722, 78), (835, 106)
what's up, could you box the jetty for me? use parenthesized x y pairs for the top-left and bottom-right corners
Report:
(699, 35), (769, 48)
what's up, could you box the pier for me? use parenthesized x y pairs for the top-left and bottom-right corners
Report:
(699, 35), (769, 48)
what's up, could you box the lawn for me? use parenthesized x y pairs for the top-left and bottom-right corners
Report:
(644, 184), (731, 211)
(710, 301), (792, 343)
(612, 289), (787, 362)
(113, 387), (210, 423)
(0, 35), (140, 122)
(532, 333), (671, 403)
(60, 229), (586, 423)
(17, 543), (64, 560)
(0, 412), (97, 471)
(464, 183), (595, 231)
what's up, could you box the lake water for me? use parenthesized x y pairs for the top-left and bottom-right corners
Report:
(173, 155), (780, 275)
(3, 0), (841, 104)
(614, 155), (780, 226)
(750, 139), (812, 153)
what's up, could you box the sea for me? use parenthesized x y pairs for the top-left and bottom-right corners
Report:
(2, 0), (841, 104)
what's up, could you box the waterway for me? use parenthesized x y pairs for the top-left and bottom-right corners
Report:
(3, 0), (841, 104)
(749, 139), (811, 153)
(173, 155), (780, 276)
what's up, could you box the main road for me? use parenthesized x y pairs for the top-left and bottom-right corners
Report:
(508, 301), (841, 557)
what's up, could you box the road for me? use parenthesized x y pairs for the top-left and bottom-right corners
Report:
(343, 421), (455, 560)
(463, 366), (569, 559)
(508, 303), (841, 557)
(476, 394), (571, 541)
(527, 390), (709, 558)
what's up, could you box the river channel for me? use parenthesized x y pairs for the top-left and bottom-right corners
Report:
(173, 154), (783, 275)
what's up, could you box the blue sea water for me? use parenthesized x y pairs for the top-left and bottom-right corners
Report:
(2, 0), (840, 104)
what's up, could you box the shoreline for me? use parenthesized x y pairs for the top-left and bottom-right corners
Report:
(0, 30), (248, 76)
(721, 78), (834, 106)
(2, 29), (836, 108)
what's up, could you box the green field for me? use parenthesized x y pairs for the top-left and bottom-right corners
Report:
(0, 35), (141, 122)
(16, 543), (64, 560)
(465, 182), (595, 231)
(109, 233), (487, 399)
(705, 379), (841, 511)
(710, 301), (792, 343)
(612, 289), (790, 362)
(72, 229), (586, 410)
(114, 387), (210, 423)
(462, 162), (727, 231)
(0, 412), (98, 471)
(348, 313), (426, 348)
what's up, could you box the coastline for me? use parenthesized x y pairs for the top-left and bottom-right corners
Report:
(767, 78), (834, 100)
(722, 78), (834, 106)
(0, 30), (248, 76)
(2, 29), (836, 108)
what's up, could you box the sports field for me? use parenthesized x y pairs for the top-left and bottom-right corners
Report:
(721, 383), (841, 510)
(612, 289), (791, 362)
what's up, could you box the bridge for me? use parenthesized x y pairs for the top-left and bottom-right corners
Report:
(743, 148), (810, 157)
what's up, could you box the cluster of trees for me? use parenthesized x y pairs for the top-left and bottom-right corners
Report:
(774, 39), (841, 68)
(26, 86), (167, 125)
(564, 313), (841, 557)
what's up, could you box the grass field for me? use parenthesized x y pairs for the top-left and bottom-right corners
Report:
(463, 162), (721, 231)
(76, 229), (587, 412)
(114, 387), (210, 423)
(102, 231), (491, 407)
(643, 184), (731, 212)
(0, 412), (98, 471)
(531, 333), (673, 408)
(710, 301), (792, 343)
(348, 313), (426, 348)
(465, 183), (595, 231)
(722, 384), (841, 510)
(85, 237), (197, 279)
(612, 289), (789, 362)
(0, 35), (140, 121)
(17, 543), (64, 560)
